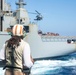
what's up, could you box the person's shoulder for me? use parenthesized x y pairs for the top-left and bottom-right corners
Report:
(21, 39), (30, 46)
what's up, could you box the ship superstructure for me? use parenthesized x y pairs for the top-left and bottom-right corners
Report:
(0, 0), (76, 60)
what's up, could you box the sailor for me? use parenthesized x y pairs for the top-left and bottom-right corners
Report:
(0, 24), (34, 75)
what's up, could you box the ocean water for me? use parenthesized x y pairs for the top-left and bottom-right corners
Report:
(0, 52), (76, 75)
(31, 52), (76, 75)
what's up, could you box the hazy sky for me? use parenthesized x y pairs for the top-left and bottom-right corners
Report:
(7, 0), (76, 36)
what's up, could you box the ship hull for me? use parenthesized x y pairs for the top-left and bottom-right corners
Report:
(24, 24), (76, 59)
(24, 35), (76, 60)
(0, 30), (76, 59)
(0, 32), (76, 60)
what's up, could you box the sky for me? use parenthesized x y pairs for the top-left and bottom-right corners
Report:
(7, 0), (76, 36)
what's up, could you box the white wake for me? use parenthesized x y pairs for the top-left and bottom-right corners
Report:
(31, 59), (76, 74)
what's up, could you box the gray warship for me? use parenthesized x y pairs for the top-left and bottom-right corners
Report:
(0, 0), (76, 75)
(0, 0), (76, 60)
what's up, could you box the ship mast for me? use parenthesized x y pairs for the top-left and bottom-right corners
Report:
(16, 0), (26, 8)
(15, 0), (29, 25)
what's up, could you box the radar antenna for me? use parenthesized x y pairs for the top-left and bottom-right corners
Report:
(16, 0), (26, 8)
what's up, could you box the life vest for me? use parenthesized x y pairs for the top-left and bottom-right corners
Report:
(4, 40), (25, 70)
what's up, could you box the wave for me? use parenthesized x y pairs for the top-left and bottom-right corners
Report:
(31, 56), (76, 75)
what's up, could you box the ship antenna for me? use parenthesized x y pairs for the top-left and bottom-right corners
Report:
(16, 0), (26, 8)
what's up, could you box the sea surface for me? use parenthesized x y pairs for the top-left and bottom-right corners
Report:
(31, 52), (76, 75)
(0, 52), (76, 75)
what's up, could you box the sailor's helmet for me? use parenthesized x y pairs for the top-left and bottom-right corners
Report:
(12, 24), (26, 36)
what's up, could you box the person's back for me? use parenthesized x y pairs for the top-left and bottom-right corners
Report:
(5, 39), (25, 70)
(0, 24), (34, 75)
